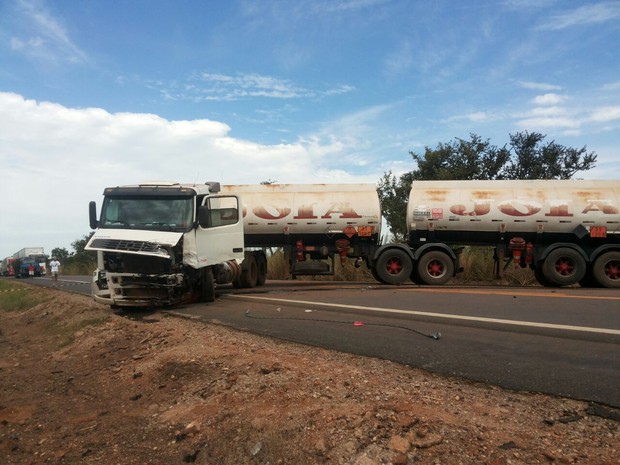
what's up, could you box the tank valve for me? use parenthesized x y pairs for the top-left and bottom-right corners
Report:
(335, 239), (350, 267)
(508, 237), (526, 266)
(296, 240), (305, 262)
(525, 242), (534, 265)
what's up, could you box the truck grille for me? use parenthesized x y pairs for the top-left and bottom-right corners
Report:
(89, 238), (167, 255)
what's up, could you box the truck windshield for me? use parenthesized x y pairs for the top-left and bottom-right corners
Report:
(100, 196), (194, 231)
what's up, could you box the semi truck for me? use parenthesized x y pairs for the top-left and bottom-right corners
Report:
(11, 248), (47, 278)
(86, 182), (381, 308)
(86, 179), (619, 309)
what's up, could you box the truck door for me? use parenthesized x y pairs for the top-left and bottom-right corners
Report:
(195, 195), (245, 265)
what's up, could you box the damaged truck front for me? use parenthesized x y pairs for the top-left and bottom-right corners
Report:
(86, 182), (248, 308)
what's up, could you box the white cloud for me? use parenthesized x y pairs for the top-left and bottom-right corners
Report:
(517, 80), (562, 91)
(0, 92), (374, 258)
(588, 106), (620, 123)
(540, 1), (620, 30)
(12, 0), (88, 64)
(531, 93), (567, 105)
(151, 72), (354, 102)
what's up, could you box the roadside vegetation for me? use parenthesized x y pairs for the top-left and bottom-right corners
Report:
(0, 280), (52, 312)
(265, 247), (537, 285)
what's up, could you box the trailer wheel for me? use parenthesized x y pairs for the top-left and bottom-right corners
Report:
(541, 248), (586, 287)
(201, 267), (216, 302)
(241, 254), (258, 288)
(256, 254), (267, 286)
(592, 251), (620, 288)
(416, 250), (454, 285)
(375, 249), (413, 285)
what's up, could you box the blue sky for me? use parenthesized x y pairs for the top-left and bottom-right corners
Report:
(1, 0), (619, 259)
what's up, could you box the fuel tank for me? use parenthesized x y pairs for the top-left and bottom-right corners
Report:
(221, 184), (382, 247)
(406, 179), (620, 244)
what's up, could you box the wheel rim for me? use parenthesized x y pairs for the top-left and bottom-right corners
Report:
(427, 259), (445, 278)
(386, 258), (403, 275)
(604, 259), (620, 281)
(554, 257), (576, 276)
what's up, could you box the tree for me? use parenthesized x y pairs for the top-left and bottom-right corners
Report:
(378, 131), (597, 239)
(409, 133), (509, 181)
(50, 247), (70, 261)
(501, 132), (597, 180)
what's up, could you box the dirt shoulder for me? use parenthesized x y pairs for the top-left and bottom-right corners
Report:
(0, 286), (618, 465)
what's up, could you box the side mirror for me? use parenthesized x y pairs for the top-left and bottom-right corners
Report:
(197, 205), (212, 228)
(89, 201), (99, 229)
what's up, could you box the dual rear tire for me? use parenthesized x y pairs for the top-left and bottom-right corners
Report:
(536, 248), (620, 288)
(374, 249), (453, 286)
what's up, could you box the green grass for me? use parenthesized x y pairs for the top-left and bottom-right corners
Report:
(0, 280), (52, 312)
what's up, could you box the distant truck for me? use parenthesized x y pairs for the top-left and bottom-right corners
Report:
(14, 255), (47, 278)
(14, 247), (45, 259)
(86, 179), (620, 310)
(1, 256), (15, 276)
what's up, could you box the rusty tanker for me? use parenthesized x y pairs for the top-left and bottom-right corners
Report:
(86, 179), (619, 309)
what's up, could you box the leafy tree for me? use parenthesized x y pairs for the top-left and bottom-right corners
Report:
(409, 133), (509, 181)
(50, 247), (70, 261)
(379, 131), (597, 239)
(501, 132), (597, 180)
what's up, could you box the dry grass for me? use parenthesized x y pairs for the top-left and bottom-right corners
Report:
(266, 246), (538, 286)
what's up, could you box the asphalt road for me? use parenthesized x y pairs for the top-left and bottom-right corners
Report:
(178, 282), (620, 408)
(17, 276), (620, 408)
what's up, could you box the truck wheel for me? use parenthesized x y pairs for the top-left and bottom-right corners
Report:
(416, 250), (454, 285)
(256, 254), (267, 286)
(201, 267), (216, 302)
(592, 251), (620, 288)
(541, 248), (586, 287)
(375, 249), (413, 285)
(241, 255), (258, 288)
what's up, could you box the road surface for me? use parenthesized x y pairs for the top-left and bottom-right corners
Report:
(17, 276), (620, 407)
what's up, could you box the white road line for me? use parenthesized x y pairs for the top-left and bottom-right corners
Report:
(227, 295), (620, 336)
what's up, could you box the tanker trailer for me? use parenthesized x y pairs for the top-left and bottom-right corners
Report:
(372, 179), (619, 288)
(221, 183), (382, 278)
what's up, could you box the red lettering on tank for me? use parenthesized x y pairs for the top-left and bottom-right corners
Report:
(582, 200), (618, 215)
(545, 204), (573, 217)
(321, 203), (363, 219)
(253, 206), (292, 220)
(498, 200), (541, 217)
(449, 202), (491, 216)
(294, 204), (318, 219)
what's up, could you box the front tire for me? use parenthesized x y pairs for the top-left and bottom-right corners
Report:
(200, 267), (216, 302)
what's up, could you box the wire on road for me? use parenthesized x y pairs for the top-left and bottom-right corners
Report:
(244, 309), (441, 340)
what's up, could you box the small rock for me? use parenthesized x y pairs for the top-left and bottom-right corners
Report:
(185, 421), (200, 435)
(392, 452), (408, 464)
(498, 441), (518, 450)
(388, 435), (410, 454)
(410, 431), (443, 449)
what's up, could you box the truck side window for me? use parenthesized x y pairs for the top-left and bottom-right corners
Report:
(200, 196), (240, 228)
